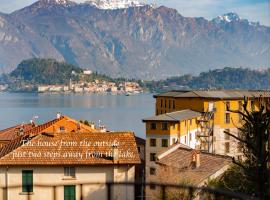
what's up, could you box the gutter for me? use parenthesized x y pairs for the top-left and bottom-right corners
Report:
(5, 166), (8, 200)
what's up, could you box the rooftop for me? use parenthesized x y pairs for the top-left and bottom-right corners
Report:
(0, 115), (99, 158)
(154, 90), (270, 99)
(0, 132), (141, 166)
(0, 123), (35, 141)
(142, 109), (201, 122)
(156, 146), (231, 185)
(24, 115), (99, 136)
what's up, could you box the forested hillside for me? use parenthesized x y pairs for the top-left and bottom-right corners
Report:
(144, 68), (270, 92)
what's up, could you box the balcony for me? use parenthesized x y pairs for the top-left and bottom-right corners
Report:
(0, 182), (255, 200)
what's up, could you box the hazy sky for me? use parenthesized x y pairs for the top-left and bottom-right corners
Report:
(0, 0), (269, 26)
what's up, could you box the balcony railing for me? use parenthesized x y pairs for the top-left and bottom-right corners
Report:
(1, 182), (257, 200)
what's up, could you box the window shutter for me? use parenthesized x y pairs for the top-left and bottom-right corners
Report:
(22, 170), (33, 193)
(64, 185), (76, 200)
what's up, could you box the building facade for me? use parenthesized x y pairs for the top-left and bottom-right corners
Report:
(0, 132), (141, 200)
(143, 90), (270, 185)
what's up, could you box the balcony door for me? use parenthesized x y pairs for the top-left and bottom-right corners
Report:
(64, 185), (76, 200)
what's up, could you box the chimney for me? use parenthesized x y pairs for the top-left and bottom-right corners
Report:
(195, 150), (201, 168)
(19, 124), (24, 136)
(77, 123), (81, 131)
(191, 150), (200, 168)
(56, 113), (61, 119)
(90, 123), (95, 129)
(112, 145), (119, 164)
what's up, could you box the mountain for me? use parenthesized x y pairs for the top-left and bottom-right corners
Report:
(0, 0), (269, 79)
(0, 11), (63, 73)
(86, 0), (146, 9)
(145, 67), (270, 92)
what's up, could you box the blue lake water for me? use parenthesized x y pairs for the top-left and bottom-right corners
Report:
(0, 93), (155, 138)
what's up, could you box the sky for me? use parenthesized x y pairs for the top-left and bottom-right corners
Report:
(0, 0), (269, 26)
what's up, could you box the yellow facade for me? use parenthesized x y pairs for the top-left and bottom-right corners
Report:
(145, 117), (199, 137)
(155, 97), (262, 129)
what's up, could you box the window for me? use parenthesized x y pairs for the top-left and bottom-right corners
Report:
(238, 101), (243, 111)
(162, 139), (168, 147)
(156, 109), (158, 115)
(225, 142), (230, 153)
(189, 133), (192, 141)
(225, 113), (230, 124)
(238, 113), (242, 123)
(184, 136), (187, 144)
(150, 139), (156, 147)
(137, 147), (141, 153)
(60, 126), (65, 131)
(64, 167), (75, 178)
(172, 138), (176, 144)
(64, 185), (76, 200)
(160, 99), (163, 108)
(150, 184), (156, 190)
(190, 119), (192, 125)
(150, 123), (157, 130)
(22, 170), (33, 193)
(150, 153), (156, 161)
(251, 100), (255, 111)
(162, 123), (168, 130)
(164, 100), (167, 108)
(224, 129), (230, 140)
(173, 100), (175, 109)
(225, 101), (230, 111)
(169, 100), (171, 109)
(150, 167), (156, 175)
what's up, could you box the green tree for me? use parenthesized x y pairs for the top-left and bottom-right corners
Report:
(210, 98), (270, 199)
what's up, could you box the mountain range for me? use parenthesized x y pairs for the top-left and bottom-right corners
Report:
(0, 0), (269, 79)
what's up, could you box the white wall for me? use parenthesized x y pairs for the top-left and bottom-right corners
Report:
(0, 165), (135, 200)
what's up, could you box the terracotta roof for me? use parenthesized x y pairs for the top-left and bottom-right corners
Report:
(0, 124), (35, 141)
(0, 135), (31, 158)
(154, 90), (270, 99)
(0, 132), (141, 166)
(156, 146), (231, 185)
(0, 116), (99, 158)
(143, 109), (201, 122)
(24, 115), (98, 136)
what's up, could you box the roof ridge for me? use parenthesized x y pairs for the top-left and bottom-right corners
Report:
(191, 91), (202, 97)
(24, 116), (64, 135)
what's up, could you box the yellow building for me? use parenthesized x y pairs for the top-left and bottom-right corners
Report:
(143, 110), (201, 184)
(143, 90), (270, 184)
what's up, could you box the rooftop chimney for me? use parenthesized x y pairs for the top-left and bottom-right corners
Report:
(112, 145), (119, 164)
(56, 113), (61, 119)
(191, 150), (200, 169)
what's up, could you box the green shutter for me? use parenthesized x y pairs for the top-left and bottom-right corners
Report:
(22, 170), (33, 192)
(64, 185), (76, 200)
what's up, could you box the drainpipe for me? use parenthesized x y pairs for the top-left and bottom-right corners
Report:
(5, 166), (8, 200)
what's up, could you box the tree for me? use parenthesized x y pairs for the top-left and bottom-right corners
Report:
(223, 97), (270, 199)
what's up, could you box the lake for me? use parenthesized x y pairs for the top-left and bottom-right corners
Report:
(0, 93), (155, 138)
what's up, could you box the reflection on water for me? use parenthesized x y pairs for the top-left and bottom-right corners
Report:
(0, 93), (154, 138)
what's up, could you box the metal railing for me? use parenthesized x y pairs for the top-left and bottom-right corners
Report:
(1, 182), (257, 200)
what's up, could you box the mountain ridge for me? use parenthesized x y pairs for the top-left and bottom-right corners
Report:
(0, 1), (269, 79)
